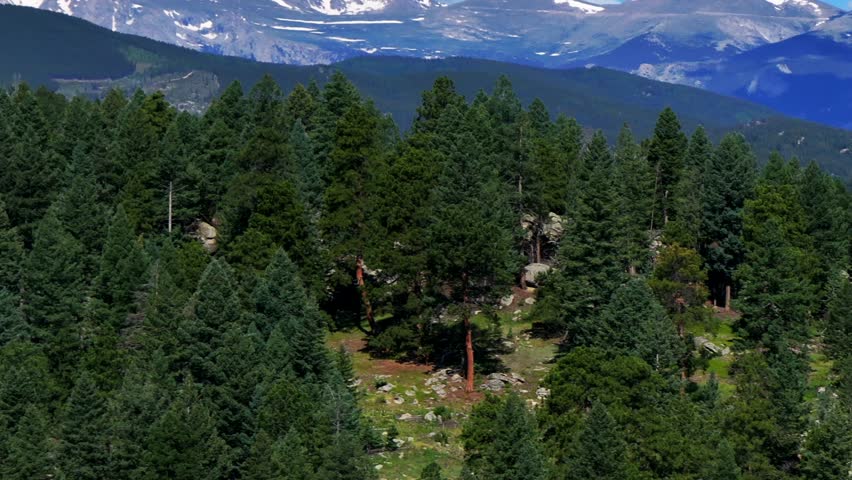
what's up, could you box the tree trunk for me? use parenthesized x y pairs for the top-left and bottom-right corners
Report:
(465, 315), (474, 393)
(167, 181), (173, 234)
(356, 256), (376, 333)
(724, 284), (732, 313)
(535, 229), (542, 264)
(462, 272), (475, 393)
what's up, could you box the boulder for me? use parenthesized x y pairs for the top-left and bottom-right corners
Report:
(196, 221), (218, 253)
(424, 411), (438, 422)
(536, 387), (551, 399)
(524, 297), (536, 305)
(377, 383), (394, 393)
(523, 263), (551, 287)
(543, 212), (565, 240)
(500, 294), (515, 308)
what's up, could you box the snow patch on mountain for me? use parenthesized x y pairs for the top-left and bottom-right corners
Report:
(554, 0), (604, 14)
(764, 0), (824, 17)
(776, 63), (792, 73)
(7, 0), (43, 6)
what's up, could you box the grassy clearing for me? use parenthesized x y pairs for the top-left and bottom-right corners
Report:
(327, 300), (555, 478)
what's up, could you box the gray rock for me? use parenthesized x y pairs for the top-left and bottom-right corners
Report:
(536, 387), (550, 399)
(424, 411), (437, 422)
(523, 263), (551, 287)
(524, 297), (537, 305)
(397, 413), (414, 421)
(500, 294), (515, 307)
(378, 383), (395, 393)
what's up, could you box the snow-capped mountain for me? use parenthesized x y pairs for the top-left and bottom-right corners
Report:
(2, 0), (839, 66)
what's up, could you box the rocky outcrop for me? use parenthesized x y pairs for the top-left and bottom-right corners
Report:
(196, 221), (218, 253)
(523, 263), (551, 287)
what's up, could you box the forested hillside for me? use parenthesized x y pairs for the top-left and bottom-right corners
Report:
(3, 5), (852, 179)
(0, 72), (850, 479)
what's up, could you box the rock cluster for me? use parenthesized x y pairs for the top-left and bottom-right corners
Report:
(480, 372), (526, 392)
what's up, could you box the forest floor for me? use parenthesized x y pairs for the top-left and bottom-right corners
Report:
(327, 292), (556, 479)
(328, 300), (831, 479)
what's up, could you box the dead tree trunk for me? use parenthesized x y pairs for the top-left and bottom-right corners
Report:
(356, 256), (377, 333)
(725, 284), (732, 313)
(167, 181), (173, 234)
(462, 272), (475, 393)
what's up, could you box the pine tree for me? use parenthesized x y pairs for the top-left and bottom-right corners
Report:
(1, 405), (53, 480)
(1, 86), (62, 244)
(58, 372), (109, 480)
(567, 401), (636, 480)
(97, 205), (147, 315)
(462, 394), (547, 480)
(253, 249), (331, 381)
(647, 108), (688, 227)
(666, 127), (713, 247)
(736, 182), (816, 342)
(144, 382), (231, 480)
(54, 145), (110, 277)
(427, 126), (516, 391)
(320, 101), (386, 332)
(0, 200), (24, 294)
(592, 279), (682, 372)
(701, 439), (742, 480)
(290, 119), (323, 215)
(701, 133), (757, 307)
(535, 131), (624, 336)
(176, 259), (243, 385)
(825, 279), (852, 361)
(800, 396), (852, 480)
(22, 208), (85, 383)
(614, 124), (654, 274)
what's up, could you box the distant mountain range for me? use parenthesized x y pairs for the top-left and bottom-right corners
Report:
(2, 0), (850, 127)
(1, 4), (851, 179)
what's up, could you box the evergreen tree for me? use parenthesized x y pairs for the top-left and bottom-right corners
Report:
(666, 126), (713, 247)
(1, 85), (62, 244)
(0, 289), (28, 346)
(1, 405), (53, 480)
(701, 133), (756, 307)
(175, 259), (243, 385)
(54, 145), (111, 277)
(320, 101), (386, 332)
(825, 279), (852, 361)
(736, 182), (816, 342)
(0, 199), (24, 293)
(535, 131), (623, 336)
(566, 401), (636, 480)
(58, 372), (109, 480)
(144, 382), (231, 480)
(427, 126), (516, 391)
(290, 119), (323, 215)
(591, 279), (682, 372)
(700, 439), (742, 480)
(800, 396), (852, 480)
(253, 249), (331, 380)
(647, 108), (688, 227)
(462, 394), (547, 480)
(97, 205), (147, 315)
(22, 208), (85, 383)
(614, 124), (654, 274)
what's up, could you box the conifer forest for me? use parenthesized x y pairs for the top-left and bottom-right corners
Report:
(0, 73), (850, 480)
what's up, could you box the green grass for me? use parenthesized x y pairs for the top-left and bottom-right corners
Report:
(806, 352), (833, 402)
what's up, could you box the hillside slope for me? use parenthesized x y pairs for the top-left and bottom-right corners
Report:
(1, 5), (850, 177)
